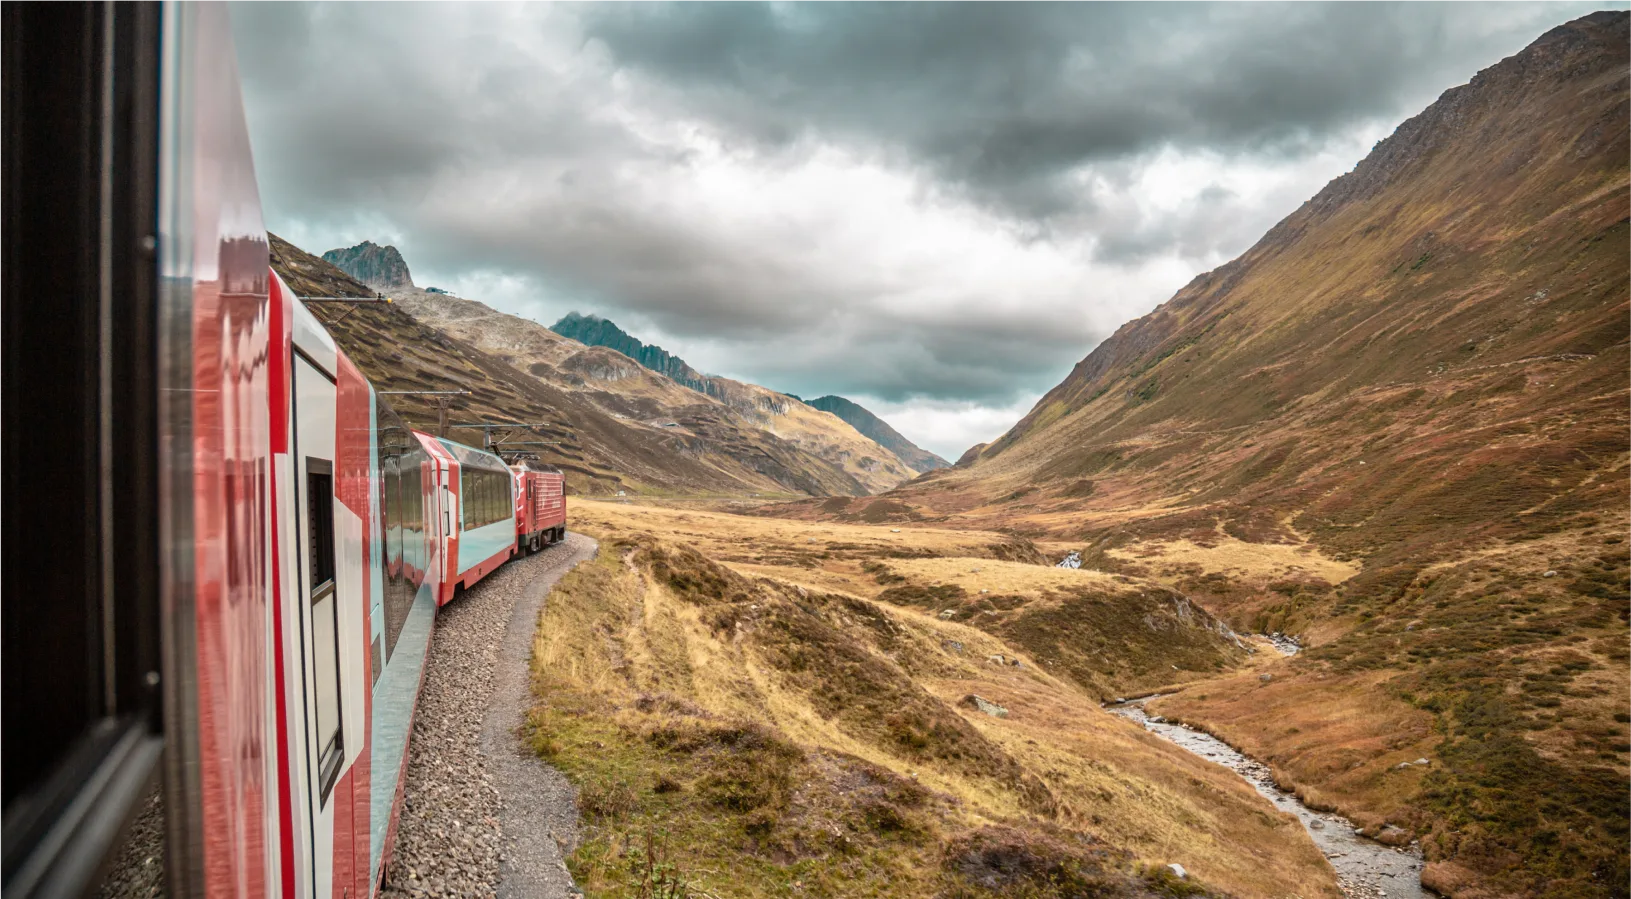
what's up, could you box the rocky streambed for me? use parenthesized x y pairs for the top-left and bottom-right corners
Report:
(1108, 696), (1426, 899)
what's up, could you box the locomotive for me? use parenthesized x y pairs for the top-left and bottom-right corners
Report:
(2, 4), (565, 897)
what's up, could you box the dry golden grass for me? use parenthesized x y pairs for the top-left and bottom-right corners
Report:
(884, 556), (1130, 598)
(572, 498), (1047, 604)
(577, 499), (1248, 700)
(929, 672), (1335, 898)
(533, 504), (1344, 898)
(573, 498), (1018, 560)
(1107, 538), (1358, 587)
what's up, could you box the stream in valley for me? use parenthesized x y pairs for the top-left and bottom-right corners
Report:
(1108, 689), (1426, 898)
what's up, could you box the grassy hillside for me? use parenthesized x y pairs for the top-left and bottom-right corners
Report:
(768, 14), (1629, 898)
(570, 500), (1247, 702)
(805, 394), (950, 475)
(530, 501), (1339, 899)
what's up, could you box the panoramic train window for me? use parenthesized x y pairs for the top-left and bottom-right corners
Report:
(375, 398), (421, 666)
(462, 467), (512, 530)
(306, 462), (344, 804)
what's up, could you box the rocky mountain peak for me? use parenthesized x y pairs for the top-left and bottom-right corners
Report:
(549, 312), (711, 394)
(322, 240), (415, 290)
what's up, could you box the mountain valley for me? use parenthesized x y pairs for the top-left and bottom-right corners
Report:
(275, 13), (1627, 899)
(765, 14), (1630, 897)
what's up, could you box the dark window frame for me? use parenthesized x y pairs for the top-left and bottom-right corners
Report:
(1, 4), (165, 896)
(304, 459), (344, 806)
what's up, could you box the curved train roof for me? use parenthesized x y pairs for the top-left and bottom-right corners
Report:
(433, 436), (511, 474)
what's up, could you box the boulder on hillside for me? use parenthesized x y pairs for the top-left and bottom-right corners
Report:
(959, 694), (1009, 718)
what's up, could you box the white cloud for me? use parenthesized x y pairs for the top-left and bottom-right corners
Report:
(860, 395), (1047, 462)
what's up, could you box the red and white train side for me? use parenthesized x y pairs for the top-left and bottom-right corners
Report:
(269, 315), (560, 897)
(0, 5), (565, 898)
(416, 438), (569, 606)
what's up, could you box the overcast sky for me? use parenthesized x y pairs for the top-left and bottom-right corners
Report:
(232, 1), (1621, 460)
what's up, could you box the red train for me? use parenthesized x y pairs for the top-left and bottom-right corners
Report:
(1, 4), (565, 897)
(420, 435), (567, 605)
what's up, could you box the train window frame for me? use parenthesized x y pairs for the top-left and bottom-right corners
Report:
(1, 3), (165, 896)
(305, 459), (345, 806)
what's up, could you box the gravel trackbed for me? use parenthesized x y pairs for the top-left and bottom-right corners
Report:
(385, 533), (596, 898)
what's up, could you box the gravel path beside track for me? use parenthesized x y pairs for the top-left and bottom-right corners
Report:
(487, 533), (596, 898)
(385, 534), (594, 898)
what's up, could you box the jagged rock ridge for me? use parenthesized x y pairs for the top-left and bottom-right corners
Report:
(550, 312), (711, 394)
(322, 240), (415, 290)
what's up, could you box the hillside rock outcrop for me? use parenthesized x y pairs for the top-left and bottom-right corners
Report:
(322, 240), (415, 290)
(550, 312), (711, 393)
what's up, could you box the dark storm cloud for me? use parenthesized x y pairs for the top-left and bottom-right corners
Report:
(413, 191), (1107, 405)
(230, 1), (1621, 437)
(578, 2), (1586, 221)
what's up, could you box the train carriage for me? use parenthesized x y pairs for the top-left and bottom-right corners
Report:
(419, 436), (524, 605)
(0, 4), (566, 897)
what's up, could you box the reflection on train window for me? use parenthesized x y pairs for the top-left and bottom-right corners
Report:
(375, 402), (423, 668)
(306, 460), (344, 804)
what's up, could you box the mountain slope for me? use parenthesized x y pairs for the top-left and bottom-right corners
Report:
(805, 395), (949, 474)
(322, 239), (415, 290)
(271, 235), (883, 498)
(807, 14), (1628, 898)
(390, 288), (916, 494)
(545, 312), (920, 491)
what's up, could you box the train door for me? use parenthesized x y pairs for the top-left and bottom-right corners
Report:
(523, 476), (535, 551)
(425, 459), (440, 591)
(290, 350), (361, 897)
(441, 468), (459, 603)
